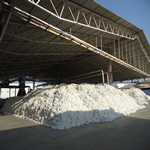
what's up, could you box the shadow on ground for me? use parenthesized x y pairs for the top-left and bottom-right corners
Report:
(0, 105), (150, 150)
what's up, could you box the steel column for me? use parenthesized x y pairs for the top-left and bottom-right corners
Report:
(138, 51), (140, 69)
(33, 80), (35, 90)
(129, 44), (131, 65)
(114, 40), (116, 57)
(108, 59), (113, 85)
(107, 73), (109, 85)
(102, 70), (105, 85)
(121, 42), (123, 60)
(133, 42), (135, 67)
(118, 39), (120, 59)
(96, 37), (97, 47)
(9, 88), (10, 98)
(0, 87), (1, 98)
(125, 41), (128, 63)
(142, 59), (144, 71)
(100, 35), (102, 50)
(15, 88), (16, 96)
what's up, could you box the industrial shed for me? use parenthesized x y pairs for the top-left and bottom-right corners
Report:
(0, 0), (150, 84)
(1, 1), (150, 150)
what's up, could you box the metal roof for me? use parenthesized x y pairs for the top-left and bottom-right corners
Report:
(0, 0), (150, 84)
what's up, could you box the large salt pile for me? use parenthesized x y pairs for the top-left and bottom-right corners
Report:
(1, 84), (149, 130)
(123, 87), (150, 105)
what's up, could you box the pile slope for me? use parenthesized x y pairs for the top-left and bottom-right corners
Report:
(123, 87), (150, 105)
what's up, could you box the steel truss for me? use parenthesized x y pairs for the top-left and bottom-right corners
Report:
(27, 0), (137, 40)
(1, 1), (150, 81)
(26, 0), (150, 65)
(2, 1), (148, 78)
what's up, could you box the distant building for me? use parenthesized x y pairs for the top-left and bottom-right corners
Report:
(0, 83), (42, 99)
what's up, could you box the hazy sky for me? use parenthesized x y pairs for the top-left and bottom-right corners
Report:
(94, 0), (150, 44)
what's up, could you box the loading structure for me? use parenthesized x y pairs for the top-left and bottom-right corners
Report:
(0, 0), (150, 84)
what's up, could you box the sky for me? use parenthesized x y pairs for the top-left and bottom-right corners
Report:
(94, 0), (150, 44)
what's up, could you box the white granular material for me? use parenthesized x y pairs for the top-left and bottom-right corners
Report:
(1, 84), (149, 130)
(123, 87), (150, 105)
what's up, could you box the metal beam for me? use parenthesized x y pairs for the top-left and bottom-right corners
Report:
(0, 58), (83, 64)
(72, 73), (103, 81)
(0, 49), (94, 56)
(108, 59), (113, 85)
(5, 32), (76, 45)
(27, 0), (137, 40)
(4, 31), (118, 48)
(0, 0), (16, 42)
(68, 70), (103, 80)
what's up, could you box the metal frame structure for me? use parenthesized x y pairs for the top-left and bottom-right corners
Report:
(0, 0), (150, 84)
(28, 0), (137, 40)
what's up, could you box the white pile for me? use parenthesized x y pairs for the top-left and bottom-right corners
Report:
(1, 84), (150, 130)
(123, 87), (150, 105)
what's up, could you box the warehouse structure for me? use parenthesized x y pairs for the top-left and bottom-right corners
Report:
(0, 0), (150, 86)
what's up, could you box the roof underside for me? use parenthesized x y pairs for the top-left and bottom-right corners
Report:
(0, 0), (150, 84)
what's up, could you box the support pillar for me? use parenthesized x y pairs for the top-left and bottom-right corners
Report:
(0, 87), (1, 98)
(15, 88), (16, 96)
(9, 88), (11, 98)
(28, 86), (30, 93)
(101, 70), (105, 85)
(108, 47), (113, 85)
(17, 77), (26, 96)
(108, 59), (113, 85)
(33, 80), (35, 90)
(107, 73), (109, 84)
